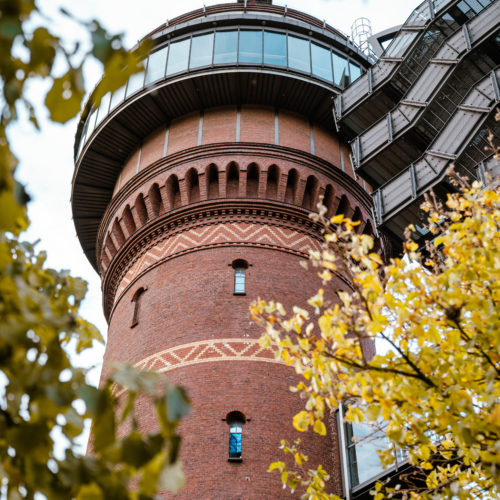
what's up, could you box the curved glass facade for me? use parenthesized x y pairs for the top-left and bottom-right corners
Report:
(78, 27), (364, 157)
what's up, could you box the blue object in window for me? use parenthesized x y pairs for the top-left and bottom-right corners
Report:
(226, 410), (245, 461)
(229, 424), (242, 460)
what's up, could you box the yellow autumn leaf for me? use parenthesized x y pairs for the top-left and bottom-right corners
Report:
(313, 419), (327, 436)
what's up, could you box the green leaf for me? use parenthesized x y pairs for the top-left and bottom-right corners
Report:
(26, 27), (57, 76)
(45, 70), (84, 123)
(76, 483), (104, 500)
(167, 386), (191, 421)
(110, 364), (161, 394)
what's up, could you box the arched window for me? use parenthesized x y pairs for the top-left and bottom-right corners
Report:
(231, 259), (249, 295)
(131, 286), (147, 327)
(226, 411), (246, 462)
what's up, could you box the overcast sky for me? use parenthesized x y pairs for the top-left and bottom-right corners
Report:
(10, 0), (419, 383)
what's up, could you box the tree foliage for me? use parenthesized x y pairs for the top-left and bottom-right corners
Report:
(0, 1), (188, 498)
(251, 171), (500, 499)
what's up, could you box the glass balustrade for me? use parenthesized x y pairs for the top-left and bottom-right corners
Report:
(77, 28), (363, 156)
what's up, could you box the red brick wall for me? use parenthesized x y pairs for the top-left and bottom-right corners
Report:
(111, 105), (365, 195)
(98, 104), (377, 499)
(278, 109), (310, 152)
(202, 106), (237, 144)
(140, 126), (166, 170)
(167, 112), (199, 155)
(105, 246), (344, 498)
(240, 105), (275, 144)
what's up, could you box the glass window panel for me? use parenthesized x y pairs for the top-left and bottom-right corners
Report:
(239, 30), (262, 64)
(166, 39), (190, 76)
(457, 0), (475, 17)
(407, 1), (431, 23)
(288, 35), (310, 73)
(464, 0), (482, 13)
(349, 62), (362, 82)
(78, 120), (89, 156)
(234, 269), (245, 294)
(95, 92), (111, 125)
(145, 46), (168, 85)
(433, 0), (454, 11)
(190, 33), (214, 68)
(332, 52), (349, 87)
(214, 31), (238, 64)
(311, 43), (333, 82)
(263, 31), (286, 66)
(109, 84), (126, 110)
(229, 432), (242, 454)
(85, 108), (98, 140)
(349, 422), (387, 486)
(126, 70), (145, 97)
(381, 38), (393, 51)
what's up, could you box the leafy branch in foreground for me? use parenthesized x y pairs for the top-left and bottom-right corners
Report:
(0, 0), (149, 235)
(0, 234), (190, 499)
(0, 2), (186, 498)
(251, 170), (500, 499)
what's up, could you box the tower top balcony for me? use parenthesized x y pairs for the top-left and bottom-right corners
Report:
(71, 2), (372, 271)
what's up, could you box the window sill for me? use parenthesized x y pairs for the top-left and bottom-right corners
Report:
(233, 292), (246, 296)
(228, 457), (243, 463)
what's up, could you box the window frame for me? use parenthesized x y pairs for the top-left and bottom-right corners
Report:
(231, 259), (249, 296)
(79, 26), (367, 155)
(226, 411), (246, 462)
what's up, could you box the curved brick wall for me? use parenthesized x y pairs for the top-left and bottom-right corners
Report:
(111, 106), (366, 197)
(99, 104), (377, 498)
(107, 247), (344, 498)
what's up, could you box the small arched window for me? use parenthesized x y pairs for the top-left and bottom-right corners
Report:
(131, 286), (147, 327)
(226, 411), (246, 462)
(231, 259), (249, 295)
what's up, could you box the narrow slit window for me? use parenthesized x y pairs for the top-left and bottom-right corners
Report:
(229, 424), (242, 459)
(131, 286), (147, 327)
(234, 268), (245, 294)
(226, 411), (245, 462)
(231, 259), (249, 295)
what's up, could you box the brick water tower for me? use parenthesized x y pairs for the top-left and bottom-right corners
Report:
(72, 1), (378, 497)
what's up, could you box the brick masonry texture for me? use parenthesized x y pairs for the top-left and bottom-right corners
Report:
(104, 247), (346, 498)
(98, 104), (378, 498)
(112, 104), (369, 197)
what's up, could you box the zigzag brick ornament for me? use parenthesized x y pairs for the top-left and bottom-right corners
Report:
(72, 1), (382, 498)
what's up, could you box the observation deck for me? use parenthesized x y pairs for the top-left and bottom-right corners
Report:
(72, 1), (370, 269)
